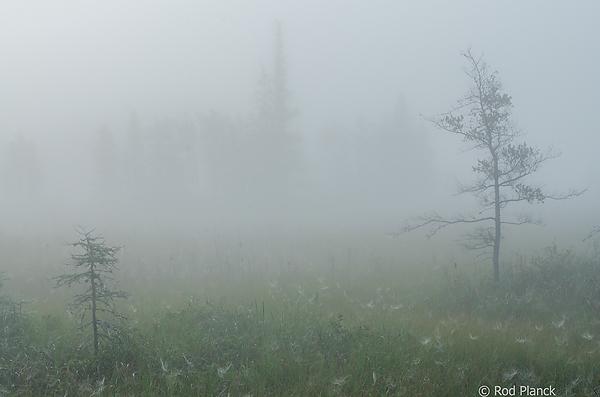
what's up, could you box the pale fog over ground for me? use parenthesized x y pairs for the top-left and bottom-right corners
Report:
(0, 1), (598, 254)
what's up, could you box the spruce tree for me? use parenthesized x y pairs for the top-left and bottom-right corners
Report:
(55, 228), (129, 355)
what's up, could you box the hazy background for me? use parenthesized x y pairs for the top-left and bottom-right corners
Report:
(1, 1), (598, 255)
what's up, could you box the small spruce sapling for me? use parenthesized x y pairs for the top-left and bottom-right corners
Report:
(54, 228), (129, 355)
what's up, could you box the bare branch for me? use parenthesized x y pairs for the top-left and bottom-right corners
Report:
(583, 225), (600, 242)
(392, 212), (495, 238)
(544, 188), (587, 201)
(457, 227), (495, 251)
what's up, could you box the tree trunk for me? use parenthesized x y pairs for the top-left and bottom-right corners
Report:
(493, 168), (501, 283)
(91, 265), (99, 355)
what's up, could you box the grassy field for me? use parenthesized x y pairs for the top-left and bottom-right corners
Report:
(1, 229), (599, 396)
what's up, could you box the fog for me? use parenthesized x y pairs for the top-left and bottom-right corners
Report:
(1, 1), (598, 251)
(2, 4), (600, 393)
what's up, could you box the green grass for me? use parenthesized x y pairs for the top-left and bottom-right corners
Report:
(1, 232), (600, 396)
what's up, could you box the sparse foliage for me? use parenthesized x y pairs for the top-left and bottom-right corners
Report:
(54, 228), (129, 355)
(400, 49), (584, 283)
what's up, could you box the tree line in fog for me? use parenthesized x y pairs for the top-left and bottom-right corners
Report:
(1, 23), (434, 216)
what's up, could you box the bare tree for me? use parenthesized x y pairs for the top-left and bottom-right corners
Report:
(398, 49), (584, 283)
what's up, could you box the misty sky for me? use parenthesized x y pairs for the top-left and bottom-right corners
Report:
(1, 1), (598, 236)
